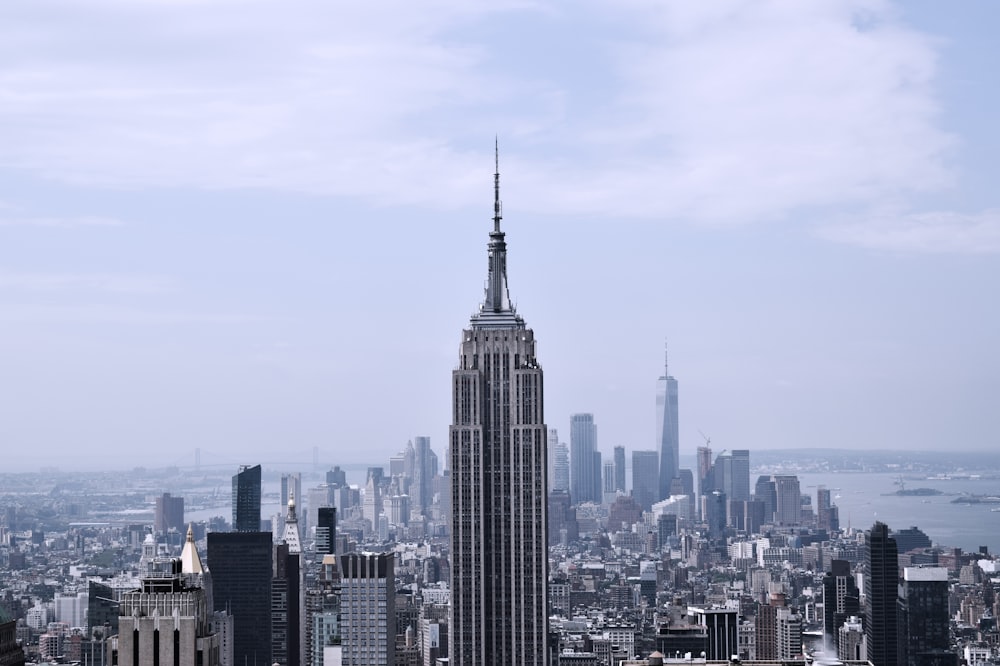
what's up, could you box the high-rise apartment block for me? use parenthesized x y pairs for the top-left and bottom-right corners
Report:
(341, 553), (395, 666)
(448, 153), (548, 665)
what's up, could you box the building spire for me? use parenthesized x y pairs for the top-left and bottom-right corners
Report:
(494, 136), (502, 233)
(478, 139), (516, 319)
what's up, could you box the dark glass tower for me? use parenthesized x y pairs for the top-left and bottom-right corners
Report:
(232, 464), (262, 532)
(865, 521), (899, 666)
(315, 507), (337, 558)
(449, 148), (548, 665)
(899, 567), (956, 666)
(208, 531), (273, 665)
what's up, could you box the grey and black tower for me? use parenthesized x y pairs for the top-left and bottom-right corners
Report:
(449, 146), (549, 665)
(657, 347), (679, 501)
(865, 521), (899, 666)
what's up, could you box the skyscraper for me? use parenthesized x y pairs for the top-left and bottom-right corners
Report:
(570, 413), (598, 504)
(449, 150), (548, 665)
(232, 464), (262, 532)
(315, 507), (337, 559)
(208, 531), (273, 665)
(613, 445), (626, 493)
(730, 450), (751, 502)
(115, 549), (225, 666)
(899, 567), (956, 666)
(549, 429), (569, 493)
(412, 436), (438, 517)
(154, 493), (185, 534)
(656, 349), (679, 501)
(631, 450), (659, 511)
(772, 475), (802, 525)
(823, 559), (860, 645)
(273, 493), (304, 666)
(865, 521), (899, 666)
(341, 553), (395, 666)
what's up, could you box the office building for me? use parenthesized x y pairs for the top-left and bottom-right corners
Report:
(776, 607), (803, 659)
(363, 474), (381, 534)
(273, 493), (304, 666)
(449, 152), (548, 665)
(315, 507), (337, 559)
(232, 464), (262, 532)
(730, 450), (750, 502)
(602, 460), (617, 503)
(571, 413), (599, 504)
(550, 429), (570, 493)
(865, 521), (899, 666)
(899, 567), (956, 666)
(208, 531), (272, 665)
(823, 559), (860, 643)
(772, 475), (801, 525)
(307, 555), (341, 666)
(412, 436), (438, 517)
(613, 446), (626, 493)
(154, 493), (185, 534)
(631, 450), (659, 511)
(656, 350), (679, 501)
(341, 553), (395, 666)
(690, 606), (738, 660)
(114, 546), (225, 666)
(838, 615), (865, 661)
(0, 607), (25, 666)
(754, 476), (777, 523)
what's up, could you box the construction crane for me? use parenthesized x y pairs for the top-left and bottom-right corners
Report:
(698, 429), (711, 447)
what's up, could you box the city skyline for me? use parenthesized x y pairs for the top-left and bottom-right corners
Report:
(2, 2), (999, 471)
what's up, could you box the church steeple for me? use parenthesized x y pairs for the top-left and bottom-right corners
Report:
(478, 140), (518, 323)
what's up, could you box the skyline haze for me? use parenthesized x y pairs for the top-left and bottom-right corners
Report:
(1, 1), (998, 471)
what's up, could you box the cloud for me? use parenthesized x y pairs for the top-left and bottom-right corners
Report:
(0, 215), (124, 227)
(819, 209), (1000, 253)
(0, 0), (956, 222)
(0, 272), (173, 293)
(0, 303), (258, 325)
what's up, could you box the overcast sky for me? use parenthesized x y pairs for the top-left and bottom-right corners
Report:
(1, 0), (997, 472)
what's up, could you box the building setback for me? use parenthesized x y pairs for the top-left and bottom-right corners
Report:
(449, 149), (548, 665)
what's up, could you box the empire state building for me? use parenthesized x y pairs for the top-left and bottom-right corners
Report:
(449, 149), (549, 665)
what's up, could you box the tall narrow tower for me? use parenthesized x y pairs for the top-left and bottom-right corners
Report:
(657, 347), (679, 501)
(449, 146), (548, 666)
(865, 521), (899, 666)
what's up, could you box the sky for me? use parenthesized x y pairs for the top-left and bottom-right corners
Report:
(1, 0), (998, 472)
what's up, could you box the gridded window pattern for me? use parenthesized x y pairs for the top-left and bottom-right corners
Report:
(450, 325), (549, 665)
